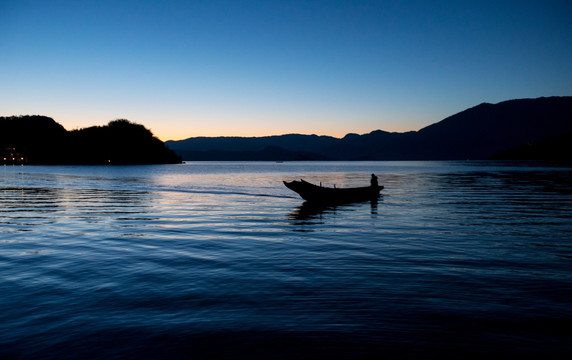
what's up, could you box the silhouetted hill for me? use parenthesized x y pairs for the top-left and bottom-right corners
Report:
(166, 97), (572, 160)
(1, 115), (68, 164)
(1, 116), (181, 165)
(415, 97), (572, 159)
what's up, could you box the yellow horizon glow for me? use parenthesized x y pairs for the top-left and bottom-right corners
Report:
(152, 123), (424, 142)
(5, 110), (433, 142)
(147, 113), (432, 141)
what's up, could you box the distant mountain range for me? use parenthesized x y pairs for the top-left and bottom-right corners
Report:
(166, 97), (572, 161)
(3, 97), (570, 164)
(0, 117), (181, 165)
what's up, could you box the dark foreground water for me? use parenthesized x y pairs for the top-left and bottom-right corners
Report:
(1, 161), (571, 359)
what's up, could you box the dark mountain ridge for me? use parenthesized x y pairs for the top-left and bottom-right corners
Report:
(167, 97), (572, 160)
(415, 97), (572, 159)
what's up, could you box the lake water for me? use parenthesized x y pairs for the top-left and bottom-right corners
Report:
(1, 161), (571, 359)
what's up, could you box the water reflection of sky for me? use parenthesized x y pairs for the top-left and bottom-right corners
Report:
(1, 162), (572, 359)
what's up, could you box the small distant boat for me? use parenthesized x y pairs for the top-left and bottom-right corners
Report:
(284, 179), (383, 204)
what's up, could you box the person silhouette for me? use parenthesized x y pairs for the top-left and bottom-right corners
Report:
(370, 173), (379, 187)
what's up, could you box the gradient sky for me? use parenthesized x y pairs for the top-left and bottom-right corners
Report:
(1, 0), (571, 140)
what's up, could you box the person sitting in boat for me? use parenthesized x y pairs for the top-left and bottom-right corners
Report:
(370, 173), (379, 187)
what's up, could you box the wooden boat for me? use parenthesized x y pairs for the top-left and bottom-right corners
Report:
(283, 179), (383, 203)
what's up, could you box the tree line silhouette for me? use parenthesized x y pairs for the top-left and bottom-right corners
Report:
(1, 116), (181, 165)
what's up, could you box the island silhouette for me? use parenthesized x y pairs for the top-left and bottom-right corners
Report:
(1, 117), (181, 165)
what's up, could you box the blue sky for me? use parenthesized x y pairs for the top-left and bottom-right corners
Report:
(1, 0), (571, 140)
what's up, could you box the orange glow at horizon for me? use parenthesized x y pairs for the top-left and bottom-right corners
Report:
(140, 110), (436, 141)
(151, 122), (425, 142)
(40, 113), (431, 142)
(16, 106), (438, 143)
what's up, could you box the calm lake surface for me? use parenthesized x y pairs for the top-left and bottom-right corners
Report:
(1, 161), (571, 359)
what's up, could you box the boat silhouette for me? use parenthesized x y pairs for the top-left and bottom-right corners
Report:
(284, 179), (383, 204)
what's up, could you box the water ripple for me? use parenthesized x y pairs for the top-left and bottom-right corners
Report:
(1, 162), (572, 358)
